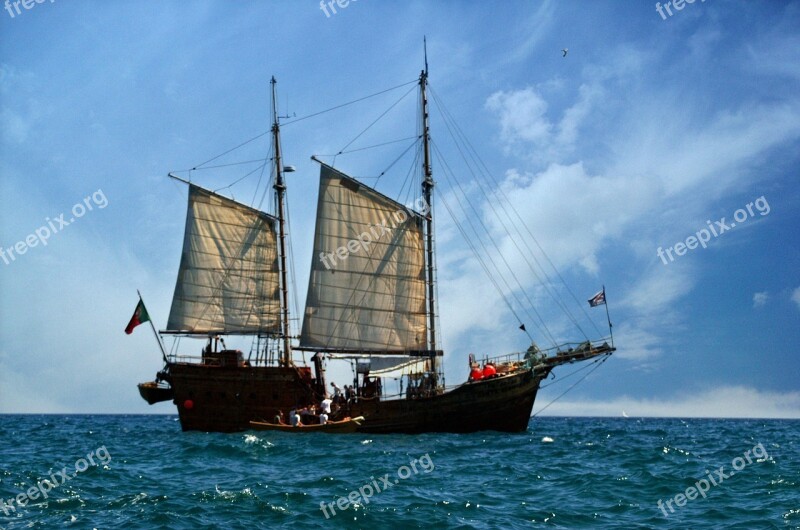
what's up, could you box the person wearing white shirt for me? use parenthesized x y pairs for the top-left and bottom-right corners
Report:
(321, 398), (332, 414)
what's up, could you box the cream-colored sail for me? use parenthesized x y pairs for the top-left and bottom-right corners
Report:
(166, 184), (281, 334)
(300, 164), (428, 351)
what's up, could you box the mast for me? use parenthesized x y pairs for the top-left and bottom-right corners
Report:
(420, 44), (438, 374)
(271, 76), (292, 366)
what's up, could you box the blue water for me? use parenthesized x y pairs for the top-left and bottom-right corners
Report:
(0, 415), (797, 529)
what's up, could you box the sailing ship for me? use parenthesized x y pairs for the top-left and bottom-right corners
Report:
(136, 60), (615, 433)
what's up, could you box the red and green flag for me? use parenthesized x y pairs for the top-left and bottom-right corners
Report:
(125, 299), (150, 335)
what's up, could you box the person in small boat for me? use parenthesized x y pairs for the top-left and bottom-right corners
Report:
(321, 397), (332, 415)
(319, 412), (328, 425)
(300, 406), (316, 424)
(289, 408), (301, 427)
(273, 410), (285, 425)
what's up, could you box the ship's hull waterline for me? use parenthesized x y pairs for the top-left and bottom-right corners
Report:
(168, 363), (551, 434)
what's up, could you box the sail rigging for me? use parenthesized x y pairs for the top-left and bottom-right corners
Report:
(300, 162), (428, 352)
(165, 184), (281, 335)
(136, 56), (616, 435)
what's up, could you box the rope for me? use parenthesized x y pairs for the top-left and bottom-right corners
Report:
(332, 84), (417, 165)
(282, 79), (418, 126)
(531, 354), (610, 417)
(429, 86), (603, 339)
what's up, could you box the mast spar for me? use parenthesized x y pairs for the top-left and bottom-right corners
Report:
(420, 43), (438, 379)
(271, 76), (292, 366)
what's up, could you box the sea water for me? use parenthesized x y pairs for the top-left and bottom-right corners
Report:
(1, 415), (797, 529)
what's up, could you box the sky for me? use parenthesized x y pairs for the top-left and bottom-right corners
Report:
(1, 0), (798, 418)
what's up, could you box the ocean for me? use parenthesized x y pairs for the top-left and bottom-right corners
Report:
(0, 415), (797, 529)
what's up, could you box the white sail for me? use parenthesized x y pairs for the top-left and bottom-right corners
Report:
(300, 164), (428, 351)
(166, 184), (281, 334)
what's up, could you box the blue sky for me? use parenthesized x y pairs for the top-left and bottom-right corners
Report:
(1, 0), (798, 417)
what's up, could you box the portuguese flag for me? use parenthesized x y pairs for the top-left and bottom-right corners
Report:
(125, 299), (150, 335)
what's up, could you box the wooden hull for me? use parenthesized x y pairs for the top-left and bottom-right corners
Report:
(164, 361), (551, 433)
(349, 370), (544, 434)
(168, 363), (316, 433)
(249, 416), (364, 433)
(137, 381), (174, 405)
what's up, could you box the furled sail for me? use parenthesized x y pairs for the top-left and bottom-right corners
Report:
(300, 163), (428, 352)
(166, 184), (281, 334)
(326, 353), (430, 377)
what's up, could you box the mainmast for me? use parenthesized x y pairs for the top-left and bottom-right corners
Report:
(271, 76), (292, 366)
(420, 45), (438, 375)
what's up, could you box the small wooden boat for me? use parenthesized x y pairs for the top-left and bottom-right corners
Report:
(137, 381), (174, 405)
(249, 416), (365, 433)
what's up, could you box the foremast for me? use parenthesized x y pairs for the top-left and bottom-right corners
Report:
(420, 53), (440, 384)
(271, 76), (293, 366)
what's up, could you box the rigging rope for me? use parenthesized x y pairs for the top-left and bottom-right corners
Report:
(282, 79), (418, 127)
(430, 89), (591, 341)
(531, 354), (610, 417)
(332, 84), (418, 166)
(435, 179), (540, 344)
(432, 140), (556, 347)
(429, 86), (603, 339)
(180, 79), (417, 174)
(316, 135), (421, 159)
(213, 159), (268, 195)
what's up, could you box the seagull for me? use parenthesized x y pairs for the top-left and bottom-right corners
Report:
(562, 48), (568, 57)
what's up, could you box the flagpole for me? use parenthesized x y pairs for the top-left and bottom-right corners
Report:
(603, 285), (613, 348)
(137, 290), (169, 365)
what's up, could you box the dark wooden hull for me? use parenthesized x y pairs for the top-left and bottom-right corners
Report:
(137, 382), (174, 405)
(169, 363), (316, 432)
(166, 361), (551, 433)
(348, 370), (545, 434)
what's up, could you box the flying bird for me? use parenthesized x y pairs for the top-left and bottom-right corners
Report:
(562, 48), (568, 57)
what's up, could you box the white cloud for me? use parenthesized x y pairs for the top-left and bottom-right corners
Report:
(485, 83), (601, 163)
(791, 287), (800, 309)
(752, 291), (769, 308)
(486, 88), (551, 147)
(622, 266), (694, 315)
(459, 37), (800, 371)
(537, 386), (800, 419)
